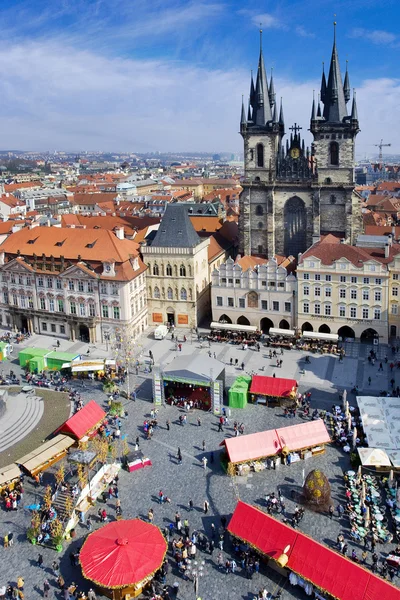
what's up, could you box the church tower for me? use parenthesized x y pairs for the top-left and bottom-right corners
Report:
(239, 25), (362, 258)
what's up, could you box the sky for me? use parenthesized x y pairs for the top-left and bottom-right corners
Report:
(0, 0), (399, 155)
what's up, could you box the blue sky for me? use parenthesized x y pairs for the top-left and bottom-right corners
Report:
(0, 0), (399, 154)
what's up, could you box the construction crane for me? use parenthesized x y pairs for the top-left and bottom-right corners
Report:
(374, 139), (391, 162)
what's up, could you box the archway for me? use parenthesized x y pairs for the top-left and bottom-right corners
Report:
(237, 316), (250, 326)
(301, 322), (313, 332)
(279, 319), (290, 330)
(318, 324), (331, 334)
(338, 325), (355, 340)
(260, 318), (274, 334)
(284, 196), (307, 256)
(166, 307), (175, 326)
(218, 314), (232, 324)
(360, 328), (379, 343)
(79, 324), (90, 343)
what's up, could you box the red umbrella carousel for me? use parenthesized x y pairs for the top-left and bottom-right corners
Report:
(80, 519), (167, 599)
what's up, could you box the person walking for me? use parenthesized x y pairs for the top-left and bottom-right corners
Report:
(177, 447), (182, 464)
(328, 505), (334, 519)
(197, 417), (201, 426)
(241, 362), (245, 370)
(166, 419), (170, 431)
(217, 421), (223, 432)
(204, 500), (209, 514)
(202, 456), (208, 470)
(43, 580), (50, 598)
(148, 508), (154, 523)
(88, 590), (97, 600)
(52, 560), (59, 577)
(37, 553), (44, 569)
(188, 499), (194, 511)
(202, 440), (206, 451)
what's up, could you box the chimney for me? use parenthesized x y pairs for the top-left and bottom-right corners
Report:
(115, 226), (124, 240)
(385, 244), (390, 259)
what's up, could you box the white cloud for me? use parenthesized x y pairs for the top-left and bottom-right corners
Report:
(295, 26), (315, 38)
(0, 39), (398, 154)
(251, 13), (284, 30)
(350, 28), (397, 45)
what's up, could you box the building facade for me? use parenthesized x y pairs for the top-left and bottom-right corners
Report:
(239, 27), (362, 259)
(211, 256), (296, 332)
(0, 227), (147, 342)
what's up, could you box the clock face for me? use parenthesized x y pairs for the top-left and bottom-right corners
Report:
(290, 147), (300, 159)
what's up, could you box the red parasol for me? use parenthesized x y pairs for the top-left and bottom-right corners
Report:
(80, 519), (167, 589)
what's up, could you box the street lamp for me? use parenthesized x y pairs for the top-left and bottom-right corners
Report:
(190, 560), (206, 598)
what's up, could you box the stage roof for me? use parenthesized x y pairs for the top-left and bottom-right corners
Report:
(276, 419), (330, 452)
(228, 502), (400, 600)
(163, 354), (224, 383)
(58, 400), (106, 440)
(223, 430), (281, 463)
(357, 395), (400, 450)
(249, 375), (297, 398)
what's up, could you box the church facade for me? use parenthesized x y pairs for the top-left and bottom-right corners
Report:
(238, 27), (363, 259)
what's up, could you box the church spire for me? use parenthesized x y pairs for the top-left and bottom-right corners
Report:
(343, 60), (351, 103)
(317, 93), (322, 118)
(351, 90), (358, 121)
(269, 68), (276, 107)
(311, 91), (316, 120)
(240, 96), (246, 128)
(279, 98), (285, 130)
(322, 22), (348, 122)
(249, 70), (255, 110)
(272, 101), (278, 123)
(253, 28), (272, 125)
(320, 62), (327, 103)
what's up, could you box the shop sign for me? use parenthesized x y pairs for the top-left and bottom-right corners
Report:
(177, 314), (189, 325)
(153, 313), (163, 323)
(152, 365), (163, 406)
(211, 379), (222, 415)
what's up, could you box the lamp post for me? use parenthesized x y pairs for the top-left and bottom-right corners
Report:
(104, 332), (110, 353)
(189, 560), (206, 599)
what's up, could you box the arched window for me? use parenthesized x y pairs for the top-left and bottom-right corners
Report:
(153, 264), (159, 276)
(189, 288), (193, 300)
(167, 287), (173, 300)
(166, 264), (172, 276)
(255, 205), (263, 216)
(329, 141), (339, 166)
(148, 286), (152, 297)
(179, 265), (186, 277)
(188, 265), (192, 276)
(154, 286), (160, 299)
(180, 288), (187, 300)
(258, 222), (263, 229)
(256, 143), (264, 168)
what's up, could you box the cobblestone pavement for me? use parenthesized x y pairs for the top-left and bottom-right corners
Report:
(0, 330), (398, 599)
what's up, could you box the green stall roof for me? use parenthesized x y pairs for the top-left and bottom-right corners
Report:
(228, 376), (251, 409)
(19, 348), (49, 367)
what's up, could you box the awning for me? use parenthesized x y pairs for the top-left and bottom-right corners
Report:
(222, 430), (281, 464)
(276, 419), (330, 452)
(18, 434), (74, 476)
(269, 328), (295, 337)
(250, 375), (298, 398)
(357, 396), (400, 450)
(0, 463), (21, 487)
(358, 447), (391, 467)
(210, 322), (257, 333)
(302, 332), (339, 342)
(71, 360), (106, 372)
(58, 400), (106, 440)
(388, 451), (400, 468)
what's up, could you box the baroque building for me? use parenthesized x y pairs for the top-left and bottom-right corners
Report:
(239, 26), (363, 258)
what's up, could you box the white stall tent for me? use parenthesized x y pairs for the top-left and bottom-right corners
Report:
(302, 332), (339, 342)
(358, 447), (392, 467)
(269, 328), (296, 337)
(357, 395), (400, 450)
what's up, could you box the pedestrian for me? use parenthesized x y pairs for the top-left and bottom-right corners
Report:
(197, 417), (201, 426)
(204, 500), (209, 514)
(328, 505), (334, 519)
(88, 590), (97, 600)
(202, 440), (206, 451)
(177, 447), (182, 464)
(217, 552), (224, 569)
(218, 535), (224, 551)
(166, 419), (170, 431)
(148, 508), (154, 523)
(87, 515), (92, 531)
(361, 550), (368, 565)
(52, 560), (59, 577)
(241, 362), (245, 370)
(217, 421), (223, 432)
(202, 456), (208, 470)
(16, 579), (24, 593)
(336, 504), (344, 518)
(211, 523), (216, 539)
(38, 553), (44, 569)
(235, 358), (238, 366)
(230, 358), (233, 365)
(188, 499), (194, 511)
(43, 580), (50, 598)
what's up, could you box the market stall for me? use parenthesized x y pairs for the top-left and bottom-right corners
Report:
(0, 463), (21, 492)
(17, 434), (74, 477)
(19, 348), (79, 373)
(157, 354), (225, 414)
(122, 450), (152, 473)
(357, 395), (400, 451)
(79, 519), (167, 599)
(298, 332), (340, 354)
(249, 375), (298, 406)
(0, 341), (12, 361)
(267, 328), (296, 349)
(276, 419), (331, 461)
(228, 376), (251, 409)
(209, 322), (261, 344)
(221, 430), (281, 475)
(56, 400), (106, 441)
(358, 447), (392, 470)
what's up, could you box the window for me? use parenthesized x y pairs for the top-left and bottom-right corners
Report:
(273, 301), (279, 311)
(339, 305), (346, 317)
(278, 282), (285, 288)
(111, 284), (118, 295)
(68, 280), (74, 291)
(78, 281), (84, 292)
(329, 141), (339, 166)
(308, 261), (315, 268)
(235, 279), (240, 285)
(216, 296), (223, 307)
(325, 287), (332, 297)
(362, 308), (369, 319)
(179, 265), (186, 277)
(325, 275), (332, 282)
(20, 296), (26, 308)
(221, 278), (226, 284)
(392, 305), (398, 315)
(374, 309), (381, 320)
(362, 290), (369, 301)
(325, 304), (332, 316)
(261, 281), (267, 287)
(239, 298), (245, 308)
(3, 292), (8, 304)
(100, 282), (107, 294)
(154, 287), (160, 299)
(339, 288), (346, 299)
(87, 281), (93, 293)
(102, 304), (109, 318)
(40, 298), (46, 310)
(26, 277), (31, 286)
(363, 277), (370, 284)
(38, 276), (44, 287)
(166, 264), (172, 276)
(255, 205), (263, 216)
(153, 264), (159, 276)
(369, 265), (376, 272)
(350, 307), (357, 318)
(228, 297), (234, 307)
(393, 287), (399, 297)
(60, 325), (65, 335)
(113, 306), (120, 319)
(303, 303), (309, 314)
(314, 304), (321, 315)
(42, 322), (47, 331)
(303, 273), (310, 280)
(180, 288), (187, 300)
(28, 296), (33, 308)
(351, 276), (357, 283)
(18, 276), (23, 285)
(304, 286), (309, 296)
(49, 299), (55, 312)
(10, 274), (15, 284)
(12, 294), (18, 306)
(314, 274), (321, 281)
(340, 276), (346, 282)
(56, 279), (62, 289)
(256, 143), (264, 168)
(350, 289), (357, 300)
(393, 274), (399, 280)
(79, 303), (85, 316)
(51, 324), (56, 333)
(70, 301), (76, 314)
(167, 287), (173, 300)
(261, 300), (268, 310)
(375, 291), (381, 302)
(375, 278), (382, 285)
(47, 278), (53, 289)
(285, 302), (291, 312)
(58, 300), (64, 312)
(258, 222), (263, 229)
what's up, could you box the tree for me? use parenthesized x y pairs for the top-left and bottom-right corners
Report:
(93, 437), (109, 466)
(43, 485), (53, 510)
(111, 327), (143, 401)
(55, 463), (65, 488)
(77, 464), (88, 489)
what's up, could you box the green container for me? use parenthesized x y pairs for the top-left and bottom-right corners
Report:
(228, 376), (252, 409)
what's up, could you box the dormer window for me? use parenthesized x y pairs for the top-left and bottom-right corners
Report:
(102, 262), (115, 277)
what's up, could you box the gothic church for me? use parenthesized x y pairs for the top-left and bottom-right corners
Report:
(238, 26), (363, 258)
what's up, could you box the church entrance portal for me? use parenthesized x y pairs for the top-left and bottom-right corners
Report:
(284, 196), (307, 257)
(79, 324), (90, 343)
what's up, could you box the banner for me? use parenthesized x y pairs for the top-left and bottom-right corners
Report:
(152, 366), (163, 406)
(211, 379), (222, 415)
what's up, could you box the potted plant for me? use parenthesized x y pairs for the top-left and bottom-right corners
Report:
(27, 527), (37, 544)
